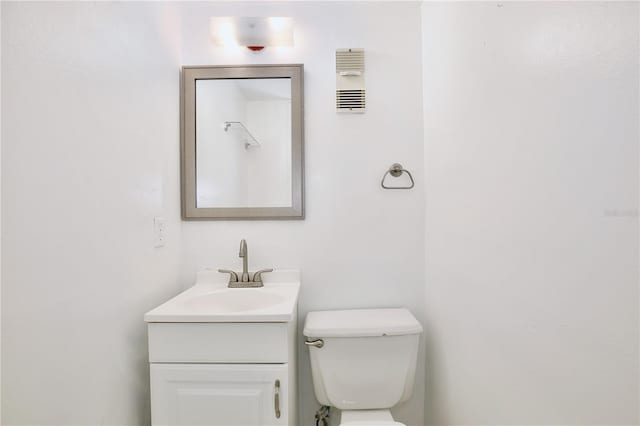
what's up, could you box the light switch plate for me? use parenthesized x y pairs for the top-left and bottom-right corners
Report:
(154, 217), (167, 248)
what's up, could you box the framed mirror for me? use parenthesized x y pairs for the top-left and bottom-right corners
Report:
(181, 64), (304, 220)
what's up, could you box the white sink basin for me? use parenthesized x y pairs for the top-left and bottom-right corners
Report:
(144, 269), (300, 323)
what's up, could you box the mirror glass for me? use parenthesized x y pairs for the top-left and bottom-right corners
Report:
(195, 78), (292, 208)
(181, 65), (304, 220)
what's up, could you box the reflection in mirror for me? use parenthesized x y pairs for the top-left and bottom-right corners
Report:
(195, 78), (292, 208)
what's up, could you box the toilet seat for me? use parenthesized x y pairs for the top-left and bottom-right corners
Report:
(339, 410), (406, 426)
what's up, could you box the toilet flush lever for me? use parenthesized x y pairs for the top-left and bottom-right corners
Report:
(305, 339), (324, 348)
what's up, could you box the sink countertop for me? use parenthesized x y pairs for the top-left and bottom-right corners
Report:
(144, 269), (300, 323)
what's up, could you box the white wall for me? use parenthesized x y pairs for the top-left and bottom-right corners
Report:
(2, 2), (184, 424)
(0, 4), (3, 421)
(422, 2), (639, 425)
(2, 1), (426, 426)
(177, 2), (425, 425)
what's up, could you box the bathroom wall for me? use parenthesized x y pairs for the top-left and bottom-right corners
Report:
(0, 5), (3, 420)
(176, 2), (426, 425)
(422, 2), (639, 425)
(2, 1), (425, 425)
(1, 2), (185, 424)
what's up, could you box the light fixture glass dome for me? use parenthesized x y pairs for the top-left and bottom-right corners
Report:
(210, 17), (294, 49)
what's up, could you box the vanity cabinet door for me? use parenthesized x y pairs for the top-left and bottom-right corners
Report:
(150, 363), (288, 426)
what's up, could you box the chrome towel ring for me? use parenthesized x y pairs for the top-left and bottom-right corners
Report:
(381, 163), (414, 189)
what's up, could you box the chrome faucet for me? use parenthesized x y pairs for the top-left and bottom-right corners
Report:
(239, 239), (250, 282)
(218, 239), (273, 288)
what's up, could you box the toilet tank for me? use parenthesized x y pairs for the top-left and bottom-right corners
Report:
(303, 309), (422, 410)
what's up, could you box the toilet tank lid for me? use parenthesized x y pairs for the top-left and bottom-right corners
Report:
(303, 308), (422, 338)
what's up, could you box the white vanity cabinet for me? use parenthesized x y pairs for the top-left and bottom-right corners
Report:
(144, 270), (300, 426)
(147, 321), (297, 426)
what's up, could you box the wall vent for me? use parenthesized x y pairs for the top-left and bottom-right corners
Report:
(336, 48), (365, 113)
(336, 48), (365, 72)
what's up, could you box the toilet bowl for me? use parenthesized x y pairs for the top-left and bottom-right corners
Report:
(303, 308), (422, 426)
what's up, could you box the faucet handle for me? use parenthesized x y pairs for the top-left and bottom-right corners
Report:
(218, 269), (239, 283)
(252, 269), (273, 283)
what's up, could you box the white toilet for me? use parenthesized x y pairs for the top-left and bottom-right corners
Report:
(303, 308), (422, 426)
